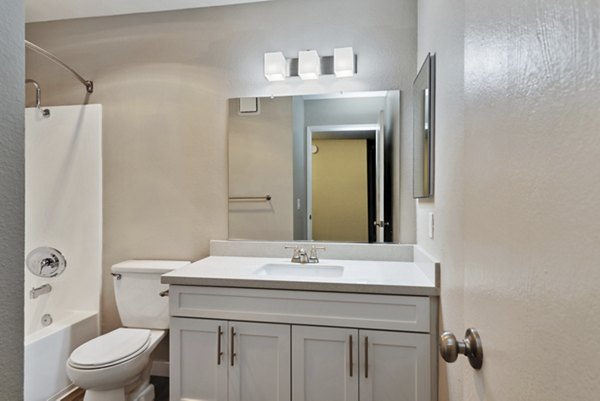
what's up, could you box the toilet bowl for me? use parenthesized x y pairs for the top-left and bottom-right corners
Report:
(66, 260), (189, 401)
(67, 329), (165, 401)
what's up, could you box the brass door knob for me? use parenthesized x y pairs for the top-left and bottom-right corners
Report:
(440, 328), (483, 369)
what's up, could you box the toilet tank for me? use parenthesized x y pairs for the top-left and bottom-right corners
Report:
(112, 260), (190, 329)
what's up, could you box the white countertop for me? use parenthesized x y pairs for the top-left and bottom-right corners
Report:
(162, 256), (439, 296)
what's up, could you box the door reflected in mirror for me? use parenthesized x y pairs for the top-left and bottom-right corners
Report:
(227, 91), (399, 243)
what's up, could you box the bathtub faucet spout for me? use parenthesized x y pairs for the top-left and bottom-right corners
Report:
(30, 283), (52, 299)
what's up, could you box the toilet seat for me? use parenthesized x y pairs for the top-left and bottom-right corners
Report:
(68, 328), (151, 370)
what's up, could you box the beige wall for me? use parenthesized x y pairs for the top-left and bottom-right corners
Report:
(418, 0), (600, 400)
(228, 97), (294, 240)
(312, 139), (368, 242)
(25, 0), (417, 333)
(0, 0), (25, 398)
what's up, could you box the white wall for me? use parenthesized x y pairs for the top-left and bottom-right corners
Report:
(418, 0), (600, 400)
(0, 0), (25, 399)
(417, 1), (465, 399)
(26, 0), (418, 331)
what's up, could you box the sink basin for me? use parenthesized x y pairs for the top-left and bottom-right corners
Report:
(255, 263), (344, 278)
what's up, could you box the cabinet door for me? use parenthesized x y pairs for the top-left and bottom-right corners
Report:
(292, 325), (359, 401)
(228, 322), (291, 401)
(359, 330), (431, 401)
(170, 318), (228, 401)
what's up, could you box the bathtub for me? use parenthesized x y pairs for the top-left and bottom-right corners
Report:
(24, 310), (99, 401)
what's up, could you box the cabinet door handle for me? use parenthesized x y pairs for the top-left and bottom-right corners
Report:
(230, 327), (236, 366)
(349, 335), (353, 377)
(217, 325), (223, 365)
(364, 336), (369, 379)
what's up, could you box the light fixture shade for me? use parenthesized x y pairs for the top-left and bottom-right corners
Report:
(298, 50), (321, 80)
(334, 47), (355, 77)
(264, 52), (286, 82)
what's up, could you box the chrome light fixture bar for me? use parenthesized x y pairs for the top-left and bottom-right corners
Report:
(264, 47), (358, 81)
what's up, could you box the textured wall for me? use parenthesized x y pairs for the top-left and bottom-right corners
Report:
(0, 0), (25, 399)
(25, 0), (417, 332)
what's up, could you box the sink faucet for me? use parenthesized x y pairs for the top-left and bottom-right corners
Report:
(30, 283), (52, 299)
(285, 245), (326, 264)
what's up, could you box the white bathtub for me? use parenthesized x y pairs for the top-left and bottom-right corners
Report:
(24, 310), (99, 401)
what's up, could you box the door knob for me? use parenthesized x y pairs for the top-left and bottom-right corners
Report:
(440, 328), (483, 369)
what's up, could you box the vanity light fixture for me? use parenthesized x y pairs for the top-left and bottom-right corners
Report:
(264, 51), (287, 82)
(334, 47), (355, 77)
(263, 49), (357, 81)
(298, 50), (321, 80)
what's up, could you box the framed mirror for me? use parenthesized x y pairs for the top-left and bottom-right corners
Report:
(227, 90), (400, 243)
(413, 53), (436, 198)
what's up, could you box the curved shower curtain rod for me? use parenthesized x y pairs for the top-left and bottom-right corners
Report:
(25, 40), (94, 94)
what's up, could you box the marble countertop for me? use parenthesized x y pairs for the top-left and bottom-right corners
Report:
(161, 256), (439, 296)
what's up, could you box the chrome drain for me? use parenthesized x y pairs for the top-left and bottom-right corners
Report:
(41, 314), (53, 327)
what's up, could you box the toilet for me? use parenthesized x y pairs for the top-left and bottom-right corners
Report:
(66, 260), (190, 401)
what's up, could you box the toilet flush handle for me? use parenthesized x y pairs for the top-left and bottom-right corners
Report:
(159, 289), (169, 297)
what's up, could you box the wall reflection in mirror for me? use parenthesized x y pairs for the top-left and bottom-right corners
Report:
(227, 90), (400, 243)
(413, 53), (435, 198)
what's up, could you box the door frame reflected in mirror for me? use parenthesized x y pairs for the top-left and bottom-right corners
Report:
(306, 123), (382, 242)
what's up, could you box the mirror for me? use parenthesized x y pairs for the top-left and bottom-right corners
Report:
(413, 53), (436, 198)
(227, 91), (400, 243)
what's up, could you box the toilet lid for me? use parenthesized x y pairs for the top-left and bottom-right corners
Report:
(69, 328), (151, 368)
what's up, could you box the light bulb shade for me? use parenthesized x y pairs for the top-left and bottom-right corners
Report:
(298, 50), (321, 80)
(264, 52), (286, 81)
(334, 47), (355, 77)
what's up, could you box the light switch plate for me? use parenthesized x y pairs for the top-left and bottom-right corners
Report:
(428, 212), (434, 239)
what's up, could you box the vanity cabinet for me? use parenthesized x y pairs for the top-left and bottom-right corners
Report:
(170, 318), (291, 401)
(292, 326), (430, 401)
(169, 286), (436, 401)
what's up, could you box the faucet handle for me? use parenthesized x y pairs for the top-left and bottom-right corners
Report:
(285, 245), (301, 262)
(309, 246), (326, 263)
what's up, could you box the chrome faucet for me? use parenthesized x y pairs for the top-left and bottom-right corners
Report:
(30, 283), (52, 299)
(285, 245), (326, 264)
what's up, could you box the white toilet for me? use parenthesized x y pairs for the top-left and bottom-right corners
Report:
(66, 260), (190, 401)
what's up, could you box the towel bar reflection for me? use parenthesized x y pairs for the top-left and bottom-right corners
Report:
(228, 195), (272, 202)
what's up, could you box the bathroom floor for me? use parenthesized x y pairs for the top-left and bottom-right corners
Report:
(152, 376), (169, 401)
(63, 377), (168, 401)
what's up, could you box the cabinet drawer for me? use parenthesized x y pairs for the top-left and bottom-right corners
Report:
(170, 286), (430, 332)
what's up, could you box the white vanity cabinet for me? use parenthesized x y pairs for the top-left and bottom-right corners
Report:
(292, 326), (430, 401)
(168, 286), (437, 401)
(170, 318), (291, 401)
